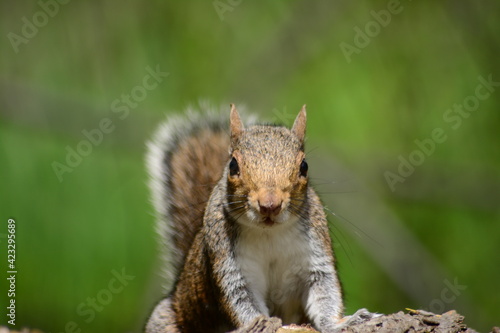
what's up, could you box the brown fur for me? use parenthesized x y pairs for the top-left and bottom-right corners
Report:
(168, 129), (230, 265)
(146, 105), (346, 333)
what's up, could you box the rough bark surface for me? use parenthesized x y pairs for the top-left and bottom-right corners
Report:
(1, 309), (498, 333)
(231, 309), (498, 333)
(336, 309), (477, 333)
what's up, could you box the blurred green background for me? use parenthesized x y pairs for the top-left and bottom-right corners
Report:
(1, 1), (499, 332)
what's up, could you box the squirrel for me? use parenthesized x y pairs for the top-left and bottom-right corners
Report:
(145, 104), (374, 333)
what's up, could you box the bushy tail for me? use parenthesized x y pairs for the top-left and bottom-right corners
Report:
(146, 108), (231, 291)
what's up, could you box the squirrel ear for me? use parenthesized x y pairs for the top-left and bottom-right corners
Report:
(230, 104), (244, 144)
(292, 105), (307, 142)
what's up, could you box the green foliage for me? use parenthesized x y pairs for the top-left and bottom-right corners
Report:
(1, 1), (498, 332)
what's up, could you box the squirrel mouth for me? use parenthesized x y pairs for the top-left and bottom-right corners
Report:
(262, 217), (275, 226)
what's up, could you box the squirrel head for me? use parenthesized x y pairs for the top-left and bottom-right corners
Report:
(226, 104), (309, 229)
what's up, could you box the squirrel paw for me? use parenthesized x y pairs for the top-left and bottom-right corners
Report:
(231, 316), (283, 333)
(332, 308), (381, 332)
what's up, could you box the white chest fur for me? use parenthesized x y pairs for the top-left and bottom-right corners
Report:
(235, 218), (311, 324)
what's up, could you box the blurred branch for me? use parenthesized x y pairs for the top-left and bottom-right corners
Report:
(0, 79), (160, 151)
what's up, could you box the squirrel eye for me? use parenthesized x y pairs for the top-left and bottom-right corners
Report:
(229, 157), (240, 177)
(299, 159), (308, 178)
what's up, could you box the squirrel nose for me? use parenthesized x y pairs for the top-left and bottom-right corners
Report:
(259, 200), (282, 216)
